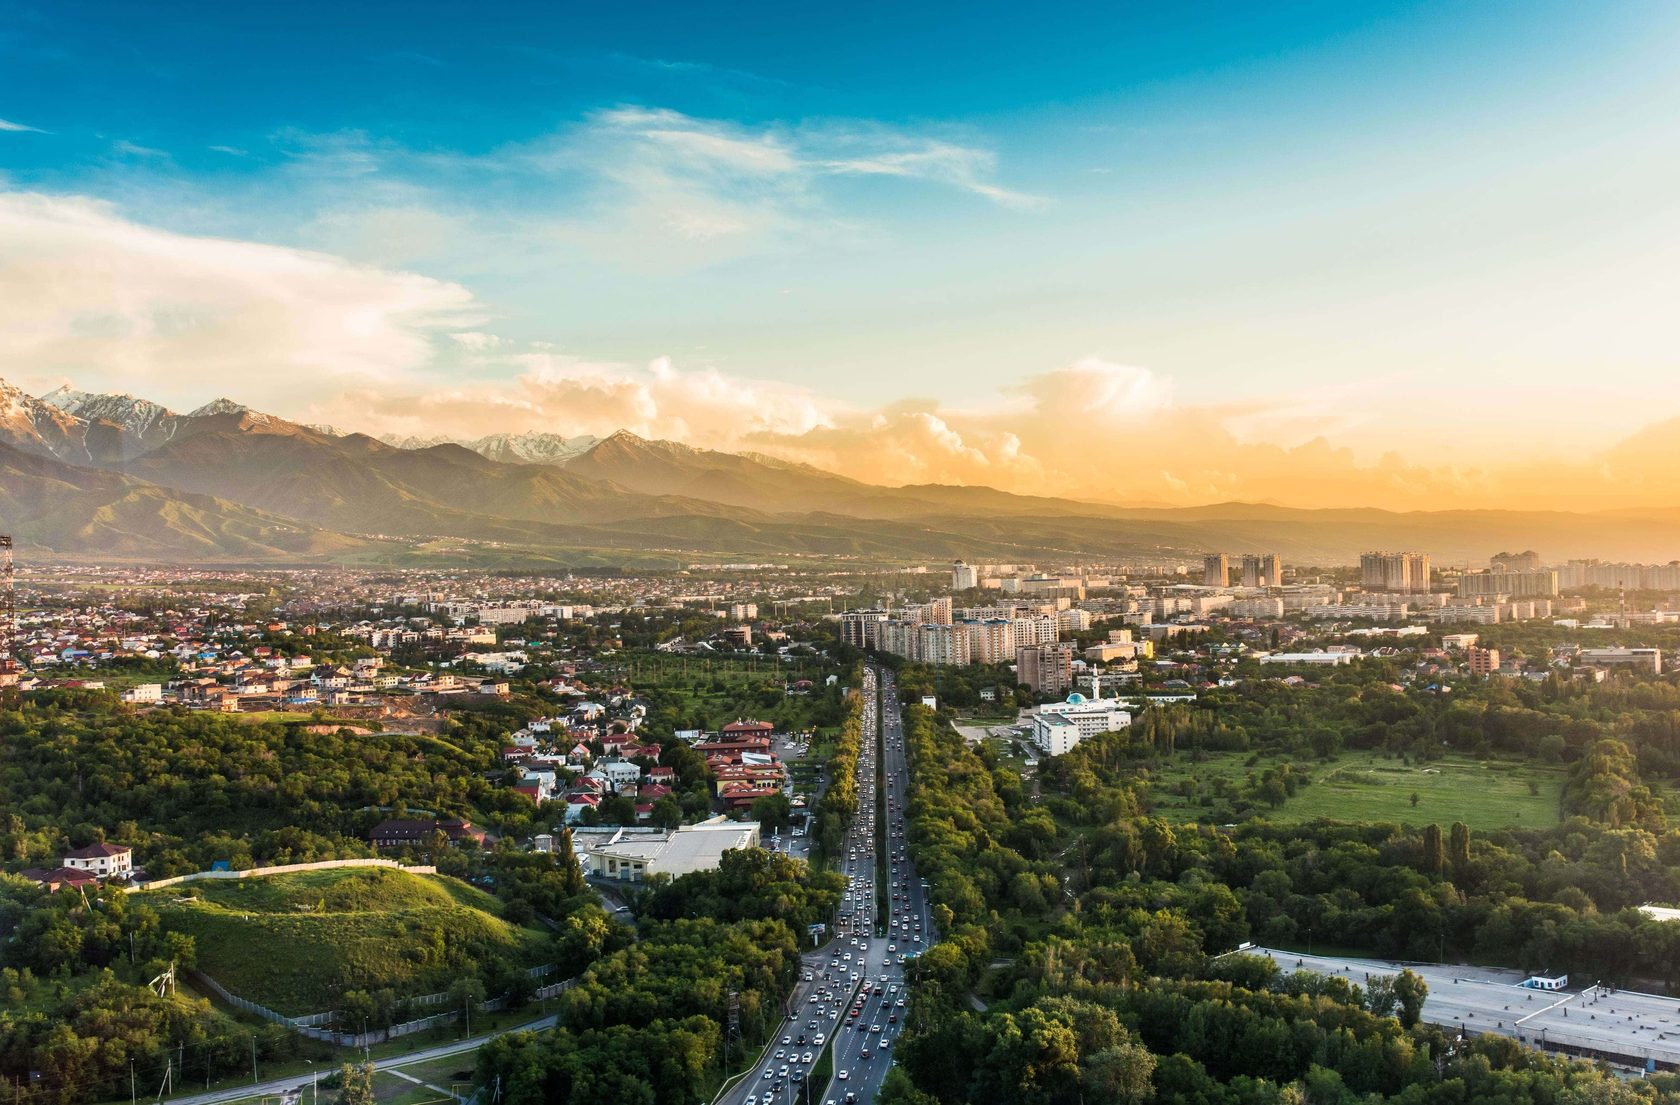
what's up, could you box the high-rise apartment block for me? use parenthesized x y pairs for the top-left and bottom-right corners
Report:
(1203, 554), (1229, 587)
(952, 561), (979, 591)
(1241, 554), (1283, 588)
(1457, 569), (1559, 598)
(1360, 551), (1432, 593)
(1467, 646), (1500, 677)
(839, 609), (889, 649)
(1017, 642), (1075, 696)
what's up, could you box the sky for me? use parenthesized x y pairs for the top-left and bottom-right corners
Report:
(2, 0), (1679, 511)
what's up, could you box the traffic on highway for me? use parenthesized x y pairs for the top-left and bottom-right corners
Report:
(724, 663), (934, 1105)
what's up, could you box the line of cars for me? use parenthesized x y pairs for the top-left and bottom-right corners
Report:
(739, 664), (932, 1105)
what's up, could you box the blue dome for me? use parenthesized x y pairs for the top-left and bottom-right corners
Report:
(1066, 692), (1086, 704)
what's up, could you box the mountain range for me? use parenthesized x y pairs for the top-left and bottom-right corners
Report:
(4, 377), (1680, 568)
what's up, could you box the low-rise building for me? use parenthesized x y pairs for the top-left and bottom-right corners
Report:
(61, 842), (133, 879)
(579, 817), (762, 881)
(1029, 692), (1131, 757)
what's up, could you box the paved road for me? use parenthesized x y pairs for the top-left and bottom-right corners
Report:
(721, 664), (935, 1105)
(826, 665), (933, 1105)
(160, 1015), (559, 1105)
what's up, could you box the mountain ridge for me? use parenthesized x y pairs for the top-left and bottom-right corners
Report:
(9, 376), (1680, 565)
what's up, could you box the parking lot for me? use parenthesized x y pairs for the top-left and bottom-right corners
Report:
(1252, 946), (1680, 1069)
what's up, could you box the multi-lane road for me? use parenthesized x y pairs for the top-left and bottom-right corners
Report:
(723, 664), (935, 1105)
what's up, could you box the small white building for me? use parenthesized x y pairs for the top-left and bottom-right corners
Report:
(579, 817), (762, 882)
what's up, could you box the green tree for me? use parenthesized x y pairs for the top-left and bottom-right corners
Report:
(336, 1063), (375, 1105)
(1393, 968), (1428, 1028)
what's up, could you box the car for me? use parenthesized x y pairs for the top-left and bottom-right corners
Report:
(783, 1036), (792, 1046)
(779, 1066), (790, 1078)
(763, 1070), (774, 1081)
(803, 1052), (814, 1063)
(896, 999), (905, 1007)
(837, 1071), (849, 1081)
(889, 1013), (898, 1023)
(775, 1050), (786, 1060)
(871, 1024), (882, 1033)
(860, 1049), (871, 1060)
(747, 1097), (758, 1105)
(814, 1034), (826, 1046)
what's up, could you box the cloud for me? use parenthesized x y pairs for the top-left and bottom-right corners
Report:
(7, 187), (1675, 514)
(112, 139), (168, 158)
(589, 105), (1043, 208)
(0, 118), (44, 134)
(0, 191), (480, 413)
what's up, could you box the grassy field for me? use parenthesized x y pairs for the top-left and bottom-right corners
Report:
(143, 867), (548, 1015)
(1144, 749), (1565, 831)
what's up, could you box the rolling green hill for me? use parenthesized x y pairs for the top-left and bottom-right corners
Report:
(145, 867), (549, 1016)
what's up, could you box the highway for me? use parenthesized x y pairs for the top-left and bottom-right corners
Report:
(722, 663), (935, 1105)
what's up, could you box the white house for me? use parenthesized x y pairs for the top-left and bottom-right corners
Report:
(62, 842), (133, 879)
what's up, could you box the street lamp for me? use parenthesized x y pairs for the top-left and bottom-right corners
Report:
(305, 1059), (317, 1105)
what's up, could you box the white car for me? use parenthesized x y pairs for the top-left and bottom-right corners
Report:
(837, 1071), (849, 1081)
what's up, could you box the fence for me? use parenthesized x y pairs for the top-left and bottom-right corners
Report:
(144, 857), (436, 892)
(187, 965), (574, 1047)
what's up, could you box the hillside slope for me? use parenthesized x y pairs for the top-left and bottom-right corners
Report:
(0, 441), (370, 559)
(146, 867), (549, 1015)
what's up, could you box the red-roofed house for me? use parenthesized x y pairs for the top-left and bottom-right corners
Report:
(23, 866), (101, 892)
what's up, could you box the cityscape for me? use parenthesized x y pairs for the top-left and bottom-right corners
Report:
(5, 4), (1680, 1105)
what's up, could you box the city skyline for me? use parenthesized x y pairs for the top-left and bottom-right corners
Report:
(3, 2), (1679, 511)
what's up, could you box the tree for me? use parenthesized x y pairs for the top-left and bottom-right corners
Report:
(649, 796), (683, 830)
(750, 792), (792, 832)
(1393, 968), (1428, 1028)
(1421, 823), (1445, 875)
(1081, 1041), (1156, 1104)
(336, 1063), (375, 1105)
(1449, 821), (1471, 870)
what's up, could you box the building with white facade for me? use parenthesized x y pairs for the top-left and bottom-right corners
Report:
(1030, 692), (1131, 756)
(62, 842), (133, 879)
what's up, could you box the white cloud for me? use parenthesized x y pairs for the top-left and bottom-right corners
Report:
(0, 191), (480, 412)
(0, 118), (44, 134)
(112, 139), (168, 158)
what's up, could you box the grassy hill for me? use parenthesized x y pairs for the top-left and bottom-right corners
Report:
(146, 867), (548, 1016)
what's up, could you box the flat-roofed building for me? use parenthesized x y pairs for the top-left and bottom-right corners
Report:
(579, 817), (762, 881)
(1030, 692), (1131, 756)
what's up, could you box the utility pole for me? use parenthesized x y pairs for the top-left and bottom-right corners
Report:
(251, 1036), (258, 1085)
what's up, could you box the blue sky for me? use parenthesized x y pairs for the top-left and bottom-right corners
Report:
(2, 1), (1678, 508)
